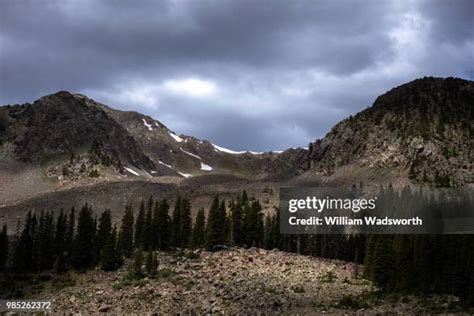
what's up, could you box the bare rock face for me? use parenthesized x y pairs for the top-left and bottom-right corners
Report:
(306, 77), (474, 187)
(1, 91), (155, 172)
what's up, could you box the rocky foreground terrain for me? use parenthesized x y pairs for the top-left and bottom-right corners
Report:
(28, 248), (466, 314)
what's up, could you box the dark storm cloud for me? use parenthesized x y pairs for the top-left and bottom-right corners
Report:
(420, 0), (474, 44)
(1, 0), (473, 151)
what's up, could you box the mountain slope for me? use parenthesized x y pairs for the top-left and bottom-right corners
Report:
(0, 76), (473, 233)
(0, 76), (472, 214)
(306, 77), (473, 187)
(0, 90), (304, 207)
(0, 91), (155, 172)
(97, 98), (299, 179)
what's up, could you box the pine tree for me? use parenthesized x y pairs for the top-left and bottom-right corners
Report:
(190, 208), (206, 249)
(151, 202), (159, 250)
(452, 235), (471, 300)
(263, 214), (273, 250)
(220, 200), (229, 244)
(134, 200), (146, 248)
(271, 209), (281, 250)
(205, 196), (227, 250)
(96, 210), (112, 261)
(145, 249), (158, 277)
(45, 212), (56, 269)
(0, 224), (8, 271)
(131, 248), (144, 279)
(468, 237), (474, 306)
(101, 225), (122, 271)
(36, 211), (55, 271)
(54, 209), (68, 273)
(142, 206), (153, 251)
(298, 234), (309, 255)
(34, 211), (44, 271)
(225, 212), (233, 245)
(71, 204), (96, 270)
(92, 213), (97, 263)
(242, 202), (251, 246)
(393, 234), (415, 290)
(414, 235), (435, 293)
(243, 200), (264, 248)
(441, 235), (461, 294)
(155, 199), (170, 250)
(147, 195), (154, 214)
(231, 201), (244, 246)
(371, 235), (396, 290)
(65, 207), (75, 260)
(119, 205), (134, 258)
(13, 211), (37, 273)
(242, 190), (248, 205)
(180, 198), (192, 248)
(171, 197), (182, 248)
(363, 235), (376, 278)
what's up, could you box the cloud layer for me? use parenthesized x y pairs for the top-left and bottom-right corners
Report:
(1, 0), (473, 151)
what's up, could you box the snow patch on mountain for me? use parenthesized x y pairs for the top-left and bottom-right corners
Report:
(178, 172), (192, 178)
(142, 119), (153, 131)
(212, 143), (263, 155)
(124, 167), (140, 176)
(200, 162), (213, 171)
(158, 160), (172, 168)
(180, 148), (201, 160)
(212, 143), (246, 154)
(169, 132), (183, 142)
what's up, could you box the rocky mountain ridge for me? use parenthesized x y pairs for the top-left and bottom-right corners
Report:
(100, 100), (300, 179)
(306, 77), (473, 187)
(0, 92), (155, 177)
(0, 91), (301, 184)
(0, 77), (472, 221)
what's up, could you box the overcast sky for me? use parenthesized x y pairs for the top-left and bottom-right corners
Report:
(1, 0), (473, 151)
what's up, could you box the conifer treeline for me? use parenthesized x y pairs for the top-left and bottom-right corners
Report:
(365, 233), (474, 305)
(0, 191), (276, 275)
(0, 189), (365, 277)
(363, 185), (474, 306)
(0, 188), (473, 306)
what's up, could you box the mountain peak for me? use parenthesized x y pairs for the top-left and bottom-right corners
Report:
(372, 76), (474, 110)
(1, 92), (156, 172)
(39, 90), (75, 101)
(306, 76), (473, 187)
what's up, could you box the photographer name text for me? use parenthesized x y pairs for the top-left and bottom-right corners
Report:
(289, 216), (423, 226)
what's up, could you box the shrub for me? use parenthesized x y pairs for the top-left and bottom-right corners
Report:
(319, 270), (337, 283)
(338, 295), (369, 309)
(52, 275), (76, 290)
(89, 169), (99, 177)
(184, 251), (199, 260)
(291, 285), (306, 293)
(155, 268), (176, 279)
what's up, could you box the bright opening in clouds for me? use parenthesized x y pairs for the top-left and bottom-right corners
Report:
(162, 78), (217, 97)
(0, 0), (473, 151)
